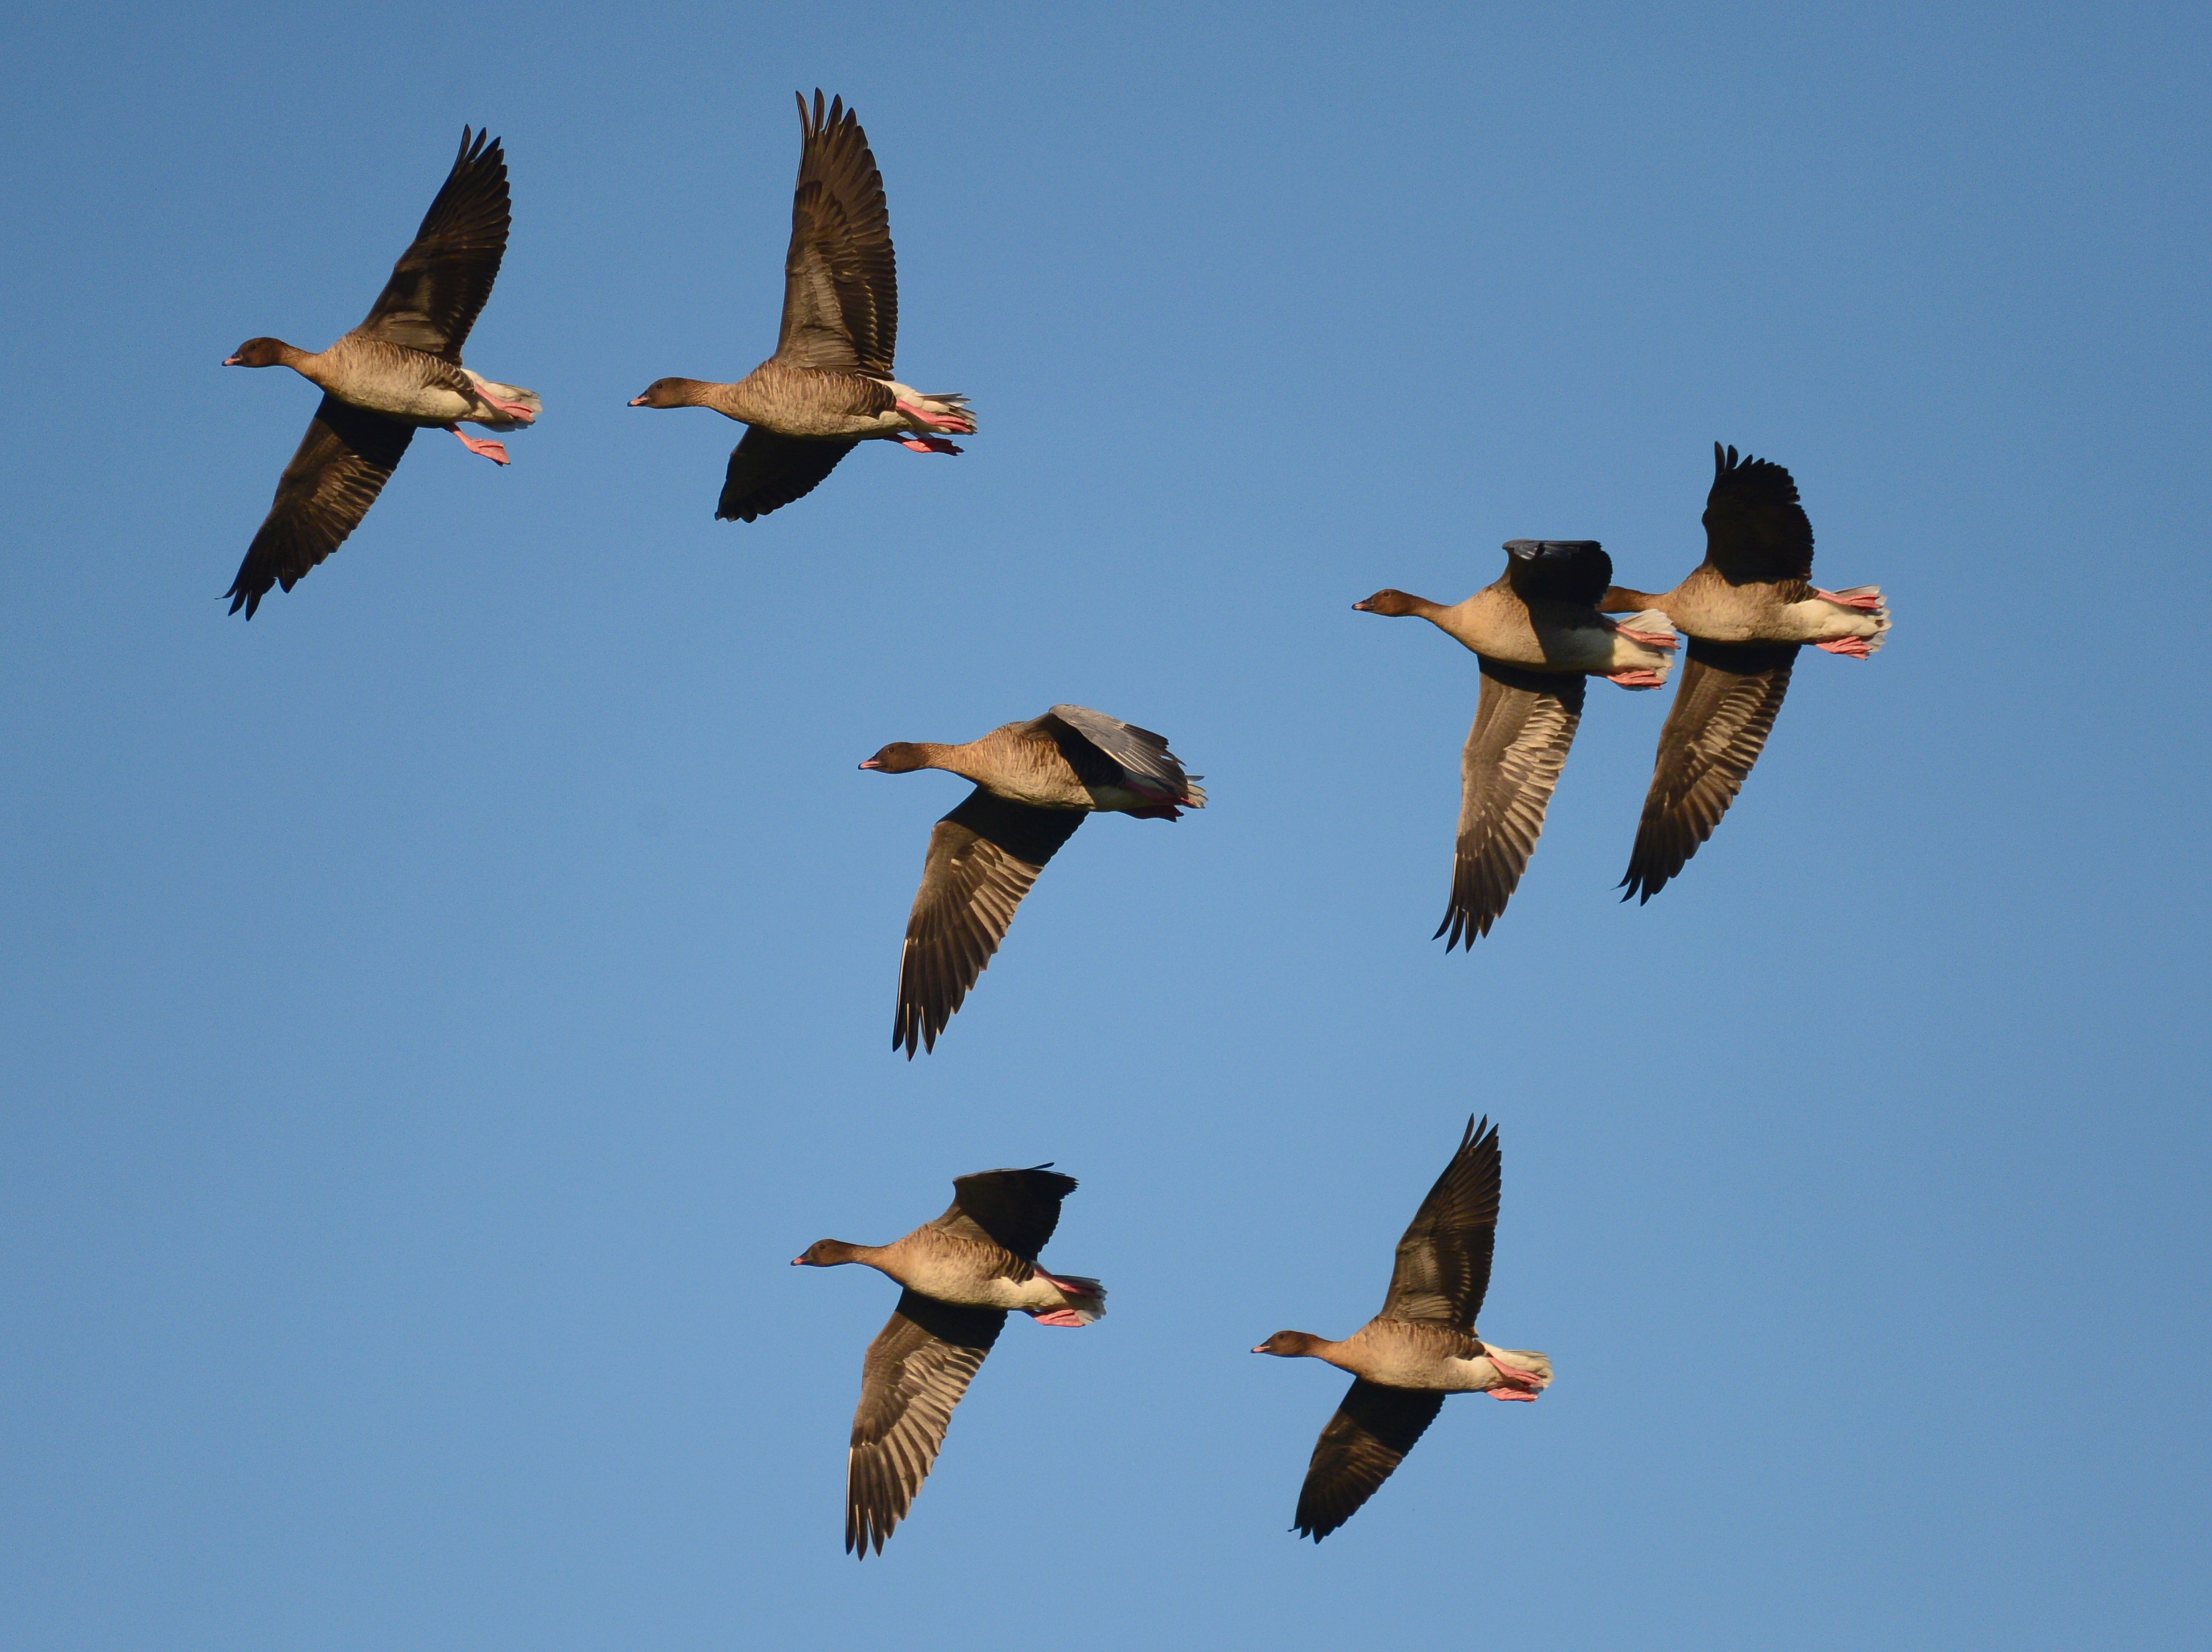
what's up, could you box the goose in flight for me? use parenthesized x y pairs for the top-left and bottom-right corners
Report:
(1355, 541), (1677, 944)
(794, 1165), (1104, 1556)
(222, 127), (537, 617)
(1603, 444), (1890, 902)
(629, 92), (973, 521)
(1255, 1117), (1550, 1542)
(861, 705), (1204, 1056)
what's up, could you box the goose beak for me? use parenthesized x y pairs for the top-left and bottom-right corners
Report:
(1350, 599), (1372, 612)
(857, 758), (880, 770)
(1251, 1344), (1268, 1353)
(222, 356), (242, 366)
(627, 395), (648, 407)
(790, 1256), (807, 1266)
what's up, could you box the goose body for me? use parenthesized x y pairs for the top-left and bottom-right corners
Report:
(630, 91), (975, 522)
(220, 127), (534, 617)
(862, 705), (1205, 1057)
(1255, 1117), (1549, 1543)
(795, 1166), (1105, 1556)
(1355, 540), (1677, 945)
(1275, 1320), (1554, 1395)
(1606, 444), (1892, 902)
(233, 335), (539, 429)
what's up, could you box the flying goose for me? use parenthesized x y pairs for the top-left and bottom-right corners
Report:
(1254, 1117), (1549, 1542)
(1354, 541), (1677, 945)
(628, 91), (974, 521)
(794, 1164), (1105, 1556)
(221, 127), (537, 617)
(861, 705), (1205, 1057)
(1604, 444), (1891, 902)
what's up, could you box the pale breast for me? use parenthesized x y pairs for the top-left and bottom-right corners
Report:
(318, 338), (475, 424)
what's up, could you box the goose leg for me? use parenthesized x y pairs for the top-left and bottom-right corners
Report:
(896, 435), (964, 455)
(895, 399), (974, 433)
(475, 390), (537, 422)
(1816, 586), (1883, 610)
(1484, 1350), (1547, 1399)
(449, 425), (511, 464)
(1815, 636), (1872, 657)
(1603, 668), (1668, 688)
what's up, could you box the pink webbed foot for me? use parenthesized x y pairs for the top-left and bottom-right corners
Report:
(1817, 587), (1884, 610)
(1604, 668), (1668, 688)
(1614, 628), (1677, 648)
(1030, 1308), (1091, 1328)
(1484, 1351), (1546, 1398)
(895, 399), (975, 434)
(477, 391), (537, 423)
(449, 425), (510, 465)
(1815, 636), (1872, 658)
(896, 435), (964, 456)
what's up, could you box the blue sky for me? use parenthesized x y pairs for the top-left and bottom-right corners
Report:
(3, 2), (2207, 1647)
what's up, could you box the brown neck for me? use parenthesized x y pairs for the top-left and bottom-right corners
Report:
(910, 740), (977, 780)
(1354, 589), (1450, 622)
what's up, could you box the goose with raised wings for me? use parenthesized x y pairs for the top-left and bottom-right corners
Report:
(1255, 1117), (1550, 1542)
(220, 128), (537, 617)
(795, 1165), (1104, 1556)
(629, 91), (973, 521)
(1355, 540), (1677, 944)
(1603, 444), (1891, 902)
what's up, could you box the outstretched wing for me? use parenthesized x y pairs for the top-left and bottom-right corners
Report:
(776, 90), (897, 375)
(716, 427), (857, 521)
(1436, 663), (1586, 949)
(894, 790), (1087, 1057)
(358, 127), (510, 362)
(1620, 639), (1799, 902)
(1379, 1115), (1501, 1328)
(226, 395), (415, 618)
(933, 1166), (1079, 1261)
(1039, 705), (1204, 803)
(1702, 442), (1815, 586)
(845, 1290), (1006, 1557)
(1292, 1378), (1446, 1542)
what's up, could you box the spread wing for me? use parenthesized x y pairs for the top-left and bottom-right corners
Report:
(1379, 1115), (1501, 1328)
(1435, 663), (1586, 949)
(933, 1166), (1079, 1260)
(845, 1290), (1006, 1557)
(776, 90), (896, 375)
(1620, 639), (1799, 903)
(225, 395), (415, 618)
(1292, 1378), (1446, 1543)
(1702, 442), (1815, 586)
(1039, 705), (1205, 804)
(358, 127), (510, 362)
(715, 427), (857, 521)
(894, 790), (1087, 1058)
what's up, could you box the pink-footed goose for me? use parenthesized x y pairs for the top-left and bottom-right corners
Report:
(221, 128), (537, 617)
(628, 91), (973, 522)
(1605, 444), (1892, 901)
(861, 705), (1205, 1057)
(794, 1165), (1104, 1557)
(1354, 540), (1677, 945)
(1254, 1117), (1550, 1542)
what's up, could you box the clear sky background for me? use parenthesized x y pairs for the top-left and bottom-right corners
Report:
(3, 3), (2207, 1647)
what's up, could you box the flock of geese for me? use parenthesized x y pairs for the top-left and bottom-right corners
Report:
(218, 93), (1891, 1553)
